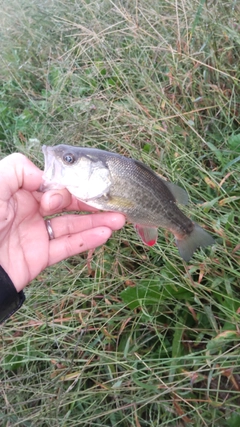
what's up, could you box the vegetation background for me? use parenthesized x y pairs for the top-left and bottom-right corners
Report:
(0, 0), (240, 426)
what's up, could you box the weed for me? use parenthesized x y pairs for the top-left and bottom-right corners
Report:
(0, 0), (240, 426)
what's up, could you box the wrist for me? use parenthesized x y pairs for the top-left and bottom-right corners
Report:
(0, 265), (25, 323)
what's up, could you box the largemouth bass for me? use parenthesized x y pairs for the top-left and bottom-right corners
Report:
(42, 144), (215, 261)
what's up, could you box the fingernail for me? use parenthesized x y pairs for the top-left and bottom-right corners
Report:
(49, 193), (64, 210)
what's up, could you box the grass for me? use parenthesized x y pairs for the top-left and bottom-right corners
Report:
(0, 0), (240, 425)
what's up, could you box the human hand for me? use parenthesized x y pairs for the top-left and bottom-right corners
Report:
(0, 153), (125, 292)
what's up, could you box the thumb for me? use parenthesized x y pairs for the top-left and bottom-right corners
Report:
(0, 153), (43, 200)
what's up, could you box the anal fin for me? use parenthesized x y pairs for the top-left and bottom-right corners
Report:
(134, 224), (158, 246)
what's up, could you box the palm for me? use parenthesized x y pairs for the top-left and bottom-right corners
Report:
(1, 188), (49, 289)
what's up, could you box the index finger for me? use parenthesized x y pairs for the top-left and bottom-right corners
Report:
(40, 188), (99, 216)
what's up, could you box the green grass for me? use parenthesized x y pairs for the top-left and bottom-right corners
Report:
(0, 0), (240, 425)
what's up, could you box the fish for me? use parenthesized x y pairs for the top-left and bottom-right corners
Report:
(41, 144), (215, 262)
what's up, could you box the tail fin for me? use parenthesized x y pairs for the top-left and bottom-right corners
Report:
(176, 223), (215, 262)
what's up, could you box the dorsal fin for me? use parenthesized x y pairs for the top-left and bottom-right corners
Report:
(164, 181), (189, 205)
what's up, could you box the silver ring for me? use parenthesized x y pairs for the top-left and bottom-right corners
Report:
(45, 219), (55, 240)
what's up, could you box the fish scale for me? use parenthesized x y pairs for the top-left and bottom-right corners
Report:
(90, 155), (193, 233)
(42, 144), (215, 262)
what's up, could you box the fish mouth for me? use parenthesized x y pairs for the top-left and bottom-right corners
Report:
(39, 145), (65, 192)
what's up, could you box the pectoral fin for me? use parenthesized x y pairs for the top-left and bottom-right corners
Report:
(134, 224), (158, 246)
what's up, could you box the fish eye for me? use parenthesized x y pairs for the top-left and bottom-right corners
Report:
(63, 153), (76, 164)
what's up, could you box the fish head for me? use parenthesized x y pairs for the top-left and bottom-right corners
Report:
(41, 144), (112, 201)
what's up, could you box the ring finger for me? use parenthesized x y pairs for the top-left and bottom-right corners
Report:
(44, 212), (126, 239)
